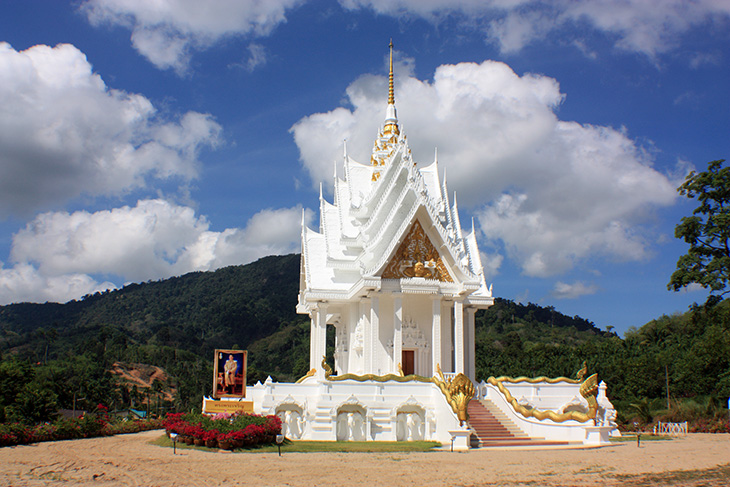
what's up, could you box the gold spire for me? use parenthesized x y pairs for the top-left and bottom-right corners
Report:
(388, 39), (395, 105)
(372, 40), (400, 176)
(382, 39), (399, 136)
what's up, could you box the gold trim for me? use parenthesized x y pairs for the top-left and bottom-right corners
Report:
(296, 368), (316, 383)
(493, 376), (581, 385)
(487, 374), (599, 423)
(432, 367), (475, 425)
(321, 360), (474, 423)
(381, 220), (454, 282)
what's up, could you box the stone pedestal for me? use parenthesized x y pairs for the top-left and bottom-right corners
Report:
(584, 425), (613, 445)
(448, 429), (471, 451)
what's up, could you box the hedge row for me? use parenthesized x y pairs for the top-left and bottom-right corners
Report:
(0, 414), (165, 447)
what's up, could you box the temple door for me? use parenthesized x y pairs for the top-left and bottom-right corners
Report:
(402, 350), (415, 376)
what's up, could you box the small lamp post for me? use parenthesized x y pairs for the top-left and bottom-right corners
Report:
(276, 434), (285, 456)
(170, 433), (178, 455)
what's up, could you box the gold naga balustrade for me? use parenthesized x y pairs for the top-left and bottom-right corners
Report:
(485, 372), (599, 423)
(296, 358), (476, 424)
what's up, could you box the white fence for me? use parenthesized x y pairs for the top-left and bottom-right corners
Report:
(653, 421), (688, 435)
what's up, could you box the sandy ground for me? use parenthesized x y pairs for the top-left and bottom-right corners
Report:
(1, 431), (729, 486)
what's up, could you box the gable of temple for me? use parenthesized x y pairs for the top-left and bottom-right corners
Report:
(381, 219), (453, 282)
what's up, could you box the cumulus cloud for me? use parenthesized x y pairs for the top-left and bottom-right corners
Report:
(80, 1), (730, 71)
(0, 42), (221, 218)
(551, 281), (599, 300)
(0, 263), (116, 305)
(291, 58), (679, 277)
(341, 0), (730, 58)
(1, 200), (314, 304)
(81, 0), (303, 73)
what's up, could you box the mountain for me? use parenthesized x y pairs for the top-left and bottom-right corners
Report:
(0, 254), (304, 360)
(2, 253), (727, 424)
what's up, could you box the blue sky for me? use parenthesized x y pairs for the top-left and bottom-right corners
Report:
(0, 1), (728, 335)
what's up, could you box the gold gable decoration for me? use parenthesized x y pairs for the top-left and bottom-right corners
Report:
(381, 220), (453, 282)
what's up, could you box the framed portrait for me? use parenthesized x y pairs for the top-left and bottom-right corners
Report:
(213, 349), (247, 398)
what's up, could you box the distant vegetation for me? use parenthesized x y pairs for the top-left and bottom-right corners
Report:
(1, 254), (728, 431)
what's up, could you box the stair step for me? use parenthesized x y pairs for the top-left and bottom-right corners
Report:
(468, 398), (570, 448)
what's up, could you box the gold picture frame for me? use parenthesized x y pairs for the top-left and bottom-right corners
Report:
(213, 349), (247, 398)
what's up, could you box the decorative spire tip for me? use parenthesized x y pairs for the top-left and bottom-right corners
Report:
(388, 40), (395, 106)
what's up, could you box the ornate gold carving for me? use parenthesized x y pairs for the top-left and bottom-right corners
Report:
(494, 376), (581, 385)
(295, 368), (317, 383)
(488, 373), (599, 423)
(320, 361), (475, 424)
(383, 122), (400, 136)
(372, 172), (381, 182)
(432, 368), (475, 425)
(325, 370), (432, 383)
(381, 220), (453, 282)
(321, 356), (333, 377)
(397, 363), (404, 377)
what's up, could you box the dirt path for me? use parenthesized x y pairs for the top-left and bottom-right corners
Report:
(1, 431), (729, 486)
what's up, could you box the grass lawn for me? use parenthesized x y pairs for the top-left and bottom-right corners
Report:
(151, 435), (441, 453)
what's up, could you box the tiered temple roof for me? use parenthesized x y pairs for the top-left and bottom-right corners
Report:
(299, 42), (492, 309)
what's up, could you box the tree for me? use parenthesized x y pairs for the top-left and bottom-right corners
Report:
(669, 159), (730, 304)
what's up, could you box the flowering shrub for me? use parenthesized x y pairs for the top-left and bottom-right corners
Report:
(688, 418), (730, 433)
(0, 415), (165, 448)
(163, 411), (281, 450)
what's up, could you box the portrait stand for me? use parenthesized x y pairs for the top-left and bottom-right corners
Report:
(213, 349), (247, 399)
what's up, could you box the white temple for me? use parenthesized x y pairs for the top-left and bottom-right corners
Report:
(297, 44), (494, 383)
(243, 44), (618, 448)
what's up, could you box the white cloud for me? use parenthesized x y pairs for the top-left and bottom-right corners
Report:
(551, 280), (599, 300)
(0, 42), (221, 218)
(291, 59), (678, 277)
(82, 0), (303, 73)
(341, 0), (730, 58)
(244, 43), (268, 72)
(0, 262), (116, 305)
(1, 200), (314, 305)
(479, 251), (503, 279)
(80, 1), (730, 71)
(679, 282), (706, 294)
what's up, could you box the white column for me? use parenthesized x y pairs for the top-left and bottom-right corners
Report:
(370, 296), (380, 375)
(309, 310), (317, 371)
(361, 298), (372, 373)
(348, 305), (361, 374)
(454, 300), (464, 374)
(316, 303), (328, 377)
(393, 294), (402, 374)
(442, 301), (453, 372)
(466, 307), (476, 381)
(431, 297), (442, 377)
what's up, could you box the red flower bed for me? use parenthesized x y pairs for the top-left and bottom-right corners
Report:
(163, 411), (281, 450)
(0, 413), (165, 448)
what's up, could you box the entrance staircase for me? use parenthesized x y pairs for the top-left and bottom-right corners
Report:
(468, 398), (571, 448)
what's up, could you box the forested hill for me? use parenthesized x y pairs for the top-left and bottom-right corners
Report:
(2, 254), (728, 424)
(0, 254), (303, 360)
(0, 254), (605, 369)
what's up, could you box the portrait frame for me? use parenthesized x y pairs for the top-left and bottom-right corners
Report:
(213, 349), (247, 398)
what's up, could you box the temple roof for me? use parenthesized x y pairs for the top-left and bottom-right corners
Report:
(299, 44), (493, 308)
